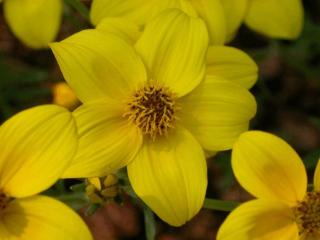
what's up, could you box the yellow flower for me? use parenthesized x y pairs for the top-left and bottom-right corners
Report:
(0, 105), (92, 239)
(90, 0), (227, 45)
(85, 175), (119, 204)
(217, 131), (320, 240)
(3, 0), (62, 49)
(50, 9), (257, 226)
(221, 0), (304, 40)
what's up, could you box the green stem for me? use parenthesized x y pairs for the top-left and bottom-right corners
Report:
(64, 0), (90, 20)
(57, 192), (87, 202)
(203, 198), (240, 212)
(143, 206), (156, 240)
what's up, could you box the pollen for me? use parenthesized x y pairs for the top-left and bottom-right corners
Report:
(294, 191), (320, 239)
(123, 82), (179, 140)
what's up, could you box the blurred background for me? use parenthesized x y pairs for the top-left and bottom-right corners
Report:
(1, 0), (320, 239)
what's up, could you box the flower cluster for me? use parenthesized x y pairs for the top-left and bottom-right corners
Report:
(0, 0), (307, 239)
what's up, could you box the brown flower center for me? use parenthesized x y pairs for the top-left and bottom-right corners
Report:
(294, 191), (320, 239)
(0, 192), (10, 212)
(124, 83), (179, 140)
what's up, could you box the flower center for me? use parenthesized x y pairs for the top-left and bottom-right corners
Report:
(0, 192), (10, 213)
(294, 191), (320, 238)
(124, 82), (178, 139)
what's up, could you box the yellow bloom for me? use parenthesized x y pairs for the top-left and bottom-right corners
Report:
(50, 9), (257, 226)
(0, 105), (92, 239)
(85, 175), (119, 204)
(221, 0), (304, 40)
(3, 0), (62, 49)
(90, 0), (227, 45)
(217, 131), (319, 240)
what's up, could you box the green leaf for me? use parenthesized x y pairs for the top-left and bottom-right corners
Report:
(64, 0), (89, 20)
(58, 192), (88, 210)
(303, 149), (320, 170)
(203, 198), (240, 212)
(70, 182), (87, 192)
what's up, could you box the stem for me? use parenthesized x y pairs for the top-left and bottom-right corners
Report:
(143, 206), (156, 240)
(203, 198), (240, 212)
(64, 0), (90, 20)
(57, 192), (87, 202)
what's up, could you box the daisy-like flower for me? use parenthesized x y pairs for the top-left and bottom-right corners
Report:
(0, 105), (92, 239)
(90, 0), (228, 45)
(218, 131), (320, 240)
(221, 0), (304, 40)
(50, 9), (257, 226)
(2, 0), (62, 49)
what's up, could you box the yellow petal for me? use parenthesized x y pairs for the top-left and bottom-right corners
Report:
(217, 199), (298, 240)
(63, 100), (143, 178)
(206, 46), (258, 89)
(4, 0), (62, 49)
(232, 131), (307, 205)
(90, 0), (180, 26)
(188, 0), (226, 45)
(90, 0), (149, 26)
(313, 160), (320, 191)
(179, 76), (257, 151)
(1, 195), (92, 239)
(50, 29), (147, 103)
(128, 127), (207, 226)
(0, 105), (78, 198)
(220, 0), (248, 41)
(245, 0), (304, 39)
(135, 9), (209, 97)
(96, 17), (141, 44)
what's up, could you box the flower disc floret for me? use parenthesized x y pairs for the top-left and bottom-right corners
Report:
(124, 82), (179, 139)
(294, 191), (320, 238)
(0, 192), (11, 212)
